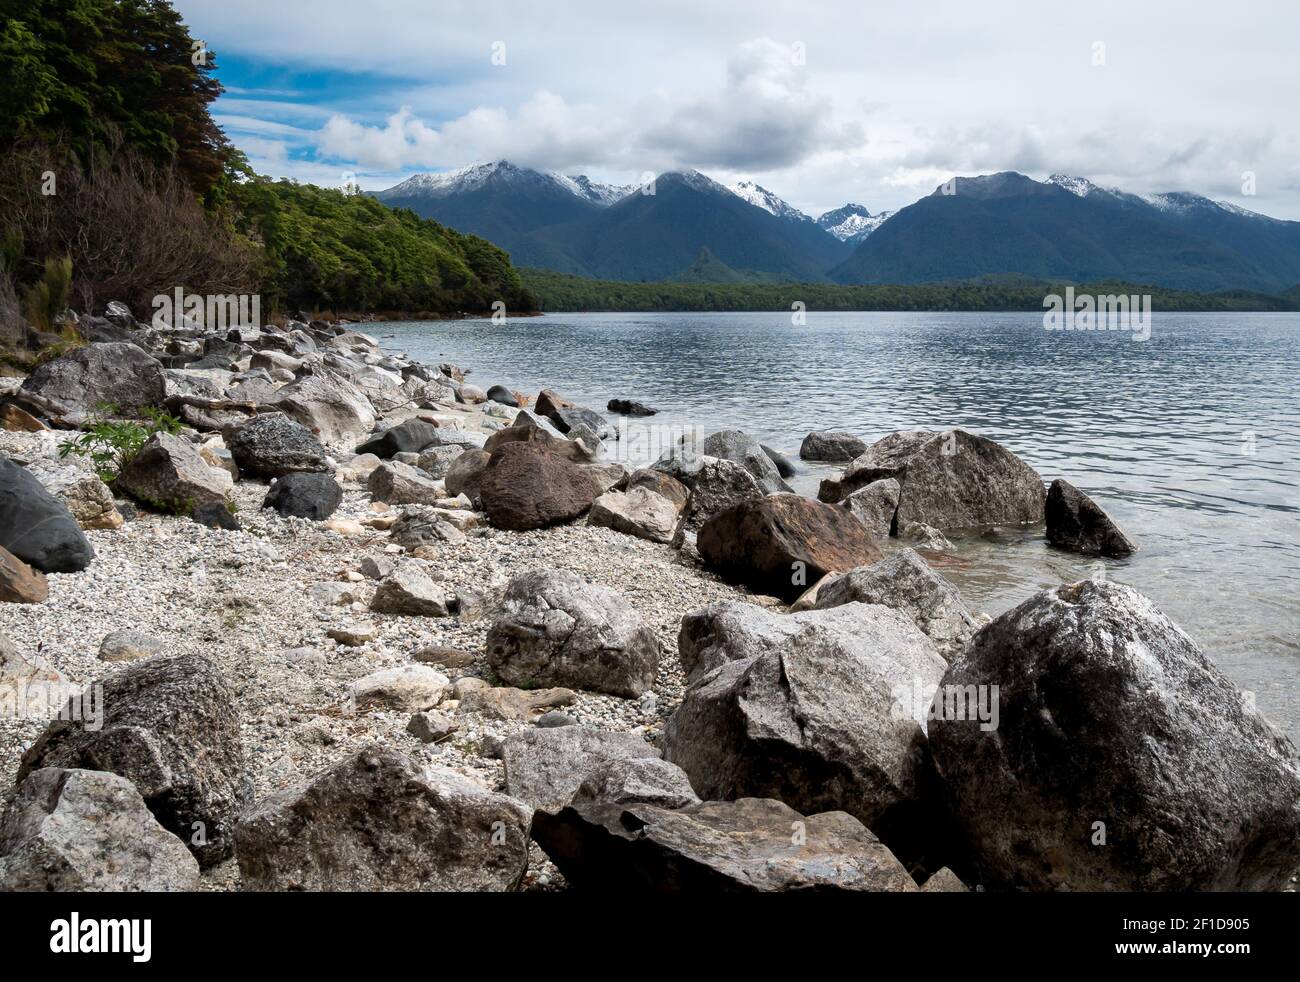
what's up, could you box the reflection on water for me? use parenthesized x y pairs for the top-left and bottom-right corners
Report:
(378, 311), (1300, 742)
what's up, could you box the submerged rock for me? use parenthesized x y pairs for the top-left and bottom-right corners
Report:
(800, 430), (867, 462)
(1045, 478), (1139, 557)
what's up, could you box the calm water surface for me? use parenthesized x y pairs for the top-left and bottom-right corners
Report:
(376, 312), (1300, 741)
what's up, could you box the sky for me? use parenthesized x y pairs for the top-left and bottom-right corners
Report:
(179, 0), (1300, 220)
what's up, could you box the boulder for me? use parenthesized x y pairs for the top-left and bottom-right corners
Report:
(18, 654), (246, 868)
(627, 468), (689, 512)
(588, 487), (678, 543)
(444, 448), (491, 505)
(0, 545), (48, 604)
(455, 680), (577, 722)
(355, 418), (441, 459)
(0, 403), (47, 432)
(552, 405), (615, 442)
(502, 726), (659, 812)
(800, 430), (867, 462)
(234, 746), (530, 891)
(98, 629), (166, 663)
(823, 429), (1046, 532)
(1045, 478), (1139, 557)
(580, 461), (627, 496)
(458, 383), (487, 403)
(0, 768), (199, 892)
(664, 601), (947, 855)
(571, 756), (701, 810)
(17, 343), (164, 425)
(487, 569), (659, 697)
(52, 473), (123, 531)
(416, 443), (465, 479)
(367, 460), (444, 506)
(0, 457), (95, 572)
(479, 442), (595, 531)
(226, 413), (329, 477)
(921, 868), (969, 892)
(697, 493), (883, 601)
(424, 427), (487, 451)
(122, 432), (229, 510)
(653, 453), (763, 536)
(534, 389), (573, 417)
(0, 631), (70, 717)
(273, 370), (376, 445)
(369, 565), (451, 617)
(532, 797), (917, 893)
(350, 665), (450, 711)
(486, 384), (519, 406)
(762, 444), (797, 478)
(388, 508), (468, 549)
(407, 710), (457, 743)
(841, 478), (900, 538)
(263, 472), (343, 520)
(699, 430), (792, 494)
(814, 549), (978, 662)
(929, 579), (1300, 891)
(607, 398), (657, 416)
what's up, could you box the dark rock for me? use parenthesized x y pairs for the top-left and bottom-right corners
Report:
(0, 457), (94, 573)
(553, 406), (615, 442)
(800, 430), (868, 462)
(19, 653), (246, 868)
(479, 442), (596, 531)
(191, 501), (241, 530)
(263, 472), (343, 520)
(536, 711), (576, 728)
(697, 493), (883, 601)
(607, 398), (657, 416)
(652, 453), (763, 536)
(443, 448), (491, 506)
(355, 418), (442, 459)
(226, 413), (329, 478)
(1045, 478), (1139, 557)
(486, 384), (519, 406)
(532, 797), (917, 892)
(929, 579), (1300, 891)
(234, 746), (530, 891)
(762, 444), (797, 477)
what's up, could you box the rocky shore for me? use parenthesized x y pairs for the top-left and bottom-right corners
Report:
(0, 307), (1297, 892)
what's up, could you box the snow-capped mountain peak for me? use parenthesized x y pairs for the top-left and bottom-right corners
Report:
(1045, 174), (1103, 197)
(815, 203), (894, 243)
(560, 174), (635, 206)
(728, 180), (811, 222)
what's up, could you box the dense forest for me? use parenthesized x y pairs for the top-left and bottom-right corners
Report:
(0, 0), (536, 335)
(522, 268), (1300, 313)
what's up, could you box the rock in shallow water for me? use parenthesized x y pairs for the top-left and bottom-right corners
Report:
(800, 430), (867, 462)
(930, 579), (1300, 891)
(1045, 478), (1139, 557)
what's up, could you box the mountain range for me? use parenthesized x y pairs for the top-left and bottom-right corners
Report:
(373, 161), (1300, 292)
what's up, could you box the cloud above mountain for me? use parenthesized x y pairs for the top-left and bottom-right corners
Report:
(181, 0), (1300, 219)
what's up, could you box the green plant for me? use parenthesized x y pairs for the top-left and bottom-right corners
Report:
(59, 404), (182, 482)
(21, 255), (72, 332)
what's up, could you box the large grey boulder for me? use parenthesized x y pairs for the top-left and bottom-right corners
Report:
(486, 569), (659, 697)
(502, 727), (660, 812)
(115, 432), (232, 515)
(18, 654), (246, 868)
(226, 413), (329, 477)
(588, 487), (679, 543)
(1045, 479), (1139, 557)
(17, 343), (165, 426)
(367, 460), (444, 506)
(572, 756), (701, 810)
(930, 579), (1300, 891)
(273, 370), (376, 444)
(800, 430), (867, 462)
(814, 549), (978, 662)
(532, 797), (917, 892)
(416, 443), (465, 479)
(235, 746), (530, 891)
(0, 457), (94, 572)
(0, 768), (199, 891)
(652, 453), (764, 536)
(699, 430), (792, 494)
(823, 429), (1045, 532)
(664, 601), (947, 855)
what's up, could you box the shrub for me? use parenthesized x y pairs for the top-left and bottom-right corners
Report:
(59, 404), (183, 482)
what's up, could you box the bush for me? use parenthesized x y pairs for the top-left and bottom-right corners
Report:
(59, 404), (183, 482)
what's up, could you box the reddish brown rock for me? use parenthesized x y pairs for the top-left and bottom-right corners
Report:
(0, 546), (48, 604)
(0, 404), (47, 432)
(697, 493), (883, 600)
(479, 442), (596, 531)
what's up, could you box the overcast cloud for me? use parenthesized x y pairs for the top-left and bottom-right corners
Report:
(182, 0), (1300, 219)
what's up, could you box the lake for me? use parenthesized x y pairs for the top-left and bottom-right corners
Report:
(375, 311), (1300, 742)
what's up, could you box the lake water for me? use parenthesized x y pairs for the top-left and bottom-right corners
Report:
(376, 311), (1300, 743)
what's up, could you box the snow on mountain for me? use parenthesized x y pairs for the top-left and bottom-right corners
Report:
(561, 174), (635, 206)
(1045, 174), (1102, 198)
(816, 203), (894, 243)
(381, 161), (634, 207)
(728, 180), (811, 222)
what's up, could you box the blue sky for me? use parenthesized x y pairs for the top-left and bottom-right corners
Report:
(178, 0), (1300, 220)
